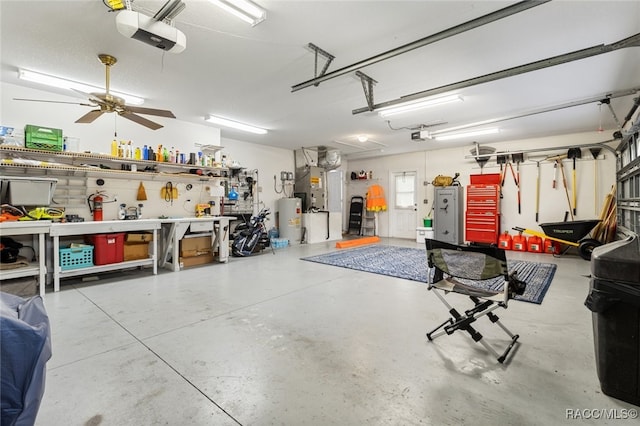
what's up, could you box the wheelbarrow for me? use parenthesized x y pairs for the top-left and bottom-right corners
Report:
(513, 219), (602, 260)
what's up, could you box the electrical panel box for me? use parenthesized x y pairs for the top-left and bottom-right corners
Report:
(434, 186), (464, 244)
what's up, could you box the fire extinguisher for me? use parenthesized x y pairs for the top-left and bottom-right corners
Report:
(88, 193), (104, 221)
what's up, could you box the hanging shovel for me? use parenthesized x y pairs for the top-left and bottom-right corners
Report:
(567, 148), (582, 216)
(589, 147), (603, 215)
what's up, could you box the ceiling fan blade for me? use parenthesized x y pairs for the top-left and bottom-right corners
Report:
(76, 109), (105, 124)
(125, 106), (176, 118)
(120, 112), (163, 130)
(13, 98), (94, 107)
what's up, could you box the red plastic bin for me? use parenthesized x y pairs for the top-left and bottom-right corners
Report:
(85, 233), (125, 265)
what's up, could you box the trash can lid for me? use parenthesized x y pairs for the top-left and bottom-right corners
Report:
(591, 233), (640, 284)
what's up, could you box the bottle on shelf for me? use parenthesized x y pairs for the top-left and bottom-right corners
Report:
(163, 147), (169, 162)
(142, 145), (149, 161)
(169, 147), (175, 163)
(111, 139), (118, 157)
(126, 141), (132, 159)
(157, 145), (163, 162)
(175, 149), (180, 163)
(118, 141), (124, 158)
(134, 146), (142, 160)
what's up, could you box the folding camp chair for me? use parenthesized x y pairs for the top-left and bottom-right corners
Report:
(425, 239), (527, 363)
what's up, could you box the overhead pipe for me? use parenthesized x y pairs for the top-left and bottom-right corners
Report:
(353, 32), (640, 114)
(290, 0), (550, 92)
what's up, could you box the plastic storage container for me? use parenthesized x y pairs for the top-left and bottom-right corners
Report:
(59, 244), (94, 270)
(498, 231), (512, 250)
(528, 235), (543, 253)
(544, 239), (560, 254)
(512, 233), (528, 251)
(86, 233), (125, 265)
(585, 232), (640, 406)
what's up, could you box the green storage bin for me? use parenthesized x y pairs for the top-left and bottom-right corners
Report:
(25, 124), (63, 152)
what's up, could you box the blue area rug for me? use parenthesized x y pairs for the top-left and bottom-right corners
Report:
(301, 245), (557, 304)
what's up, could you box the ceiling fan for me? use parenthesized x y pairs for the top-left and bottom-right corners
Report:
(15, 54), (175, 130)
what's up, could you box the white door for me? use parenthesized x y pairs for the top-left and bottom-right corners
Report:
(390, 171), (417, 239)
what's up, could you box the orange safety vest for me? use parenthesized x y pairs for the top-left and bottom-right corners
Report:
(366, 184), (387, 212)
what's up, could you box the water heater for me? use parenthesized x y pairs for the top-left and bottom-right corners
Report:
(277, 198), (302, 244)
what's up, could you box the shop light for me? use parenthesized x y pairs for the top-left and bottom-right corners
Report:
(17, 69), (145, 105)
(205, 114), (268, 134)
(207, 0), (266, 26)
(433, 127), (500, 141)
(377, 95), (463, 117)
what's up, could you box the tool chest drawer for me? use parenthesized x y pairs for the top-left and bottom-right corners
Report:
(465, 212), (500, 244)
(466, 184), (500, 211)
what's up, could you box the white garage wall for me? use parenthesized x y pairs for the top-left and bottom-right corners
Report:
(347, 132), (617, 239)
(218, 137), (295, 219)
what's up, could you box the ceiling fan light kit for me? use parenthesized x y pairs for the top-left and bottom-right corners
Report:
(205, 115), (267, 134)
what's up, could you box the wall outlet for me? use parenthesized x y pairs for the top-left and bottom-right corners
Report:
(423, 199), (428, 204)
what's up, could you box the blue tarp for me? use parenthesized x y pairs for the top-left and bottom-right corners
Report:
(1, 292), (52, 426)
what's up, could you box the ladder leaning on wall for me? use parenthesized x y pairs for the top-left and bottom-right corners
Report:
(361, 207), (376, 236)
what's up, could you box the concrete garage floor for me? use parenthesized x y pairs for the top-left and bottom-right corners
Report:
(36, 238), (636, 425)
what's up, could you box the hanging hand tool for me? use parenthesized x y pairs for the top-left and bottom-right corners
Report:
(552, 160), (558, 189)
(558, 158), (574, 220)
(567, 148), (582, 216)
(535, 161), (540, 222)
(512, 153), (524, 214)
(589, 147), (603, 215)
(496, 154), (507, 198)
(505, 161), (521, 214)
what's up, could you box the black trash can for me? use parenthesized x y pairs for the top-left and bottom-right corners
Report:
(585, 232), (640, 406)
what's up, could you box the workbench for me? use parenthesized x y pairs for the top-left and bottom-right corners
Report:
(49, 219), (160, 292)
(158, 216), (233, 272)
(0, 221), (50, 296)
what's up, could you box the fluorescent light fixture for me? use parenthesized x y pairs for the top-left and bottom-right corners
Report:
(377, 94), (463, 117)
(357, 135), (368, 142)
(205, 115), (268, 134)
(18, 69), (144, 105)
(208, 0), (266, 26)
(434, 128), (500, 141)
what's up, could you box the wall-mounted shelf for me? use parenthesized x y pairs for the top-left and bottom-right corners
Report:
(0, 145), (228, 182)
(348, 178), (380, 184)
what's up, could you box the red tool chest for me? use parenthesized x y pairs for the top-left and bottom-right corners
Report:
(465, 184), (500, 244)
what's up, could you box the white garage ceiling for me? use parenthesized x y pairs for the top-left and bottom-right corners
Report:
(1, 0), (639, 158)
